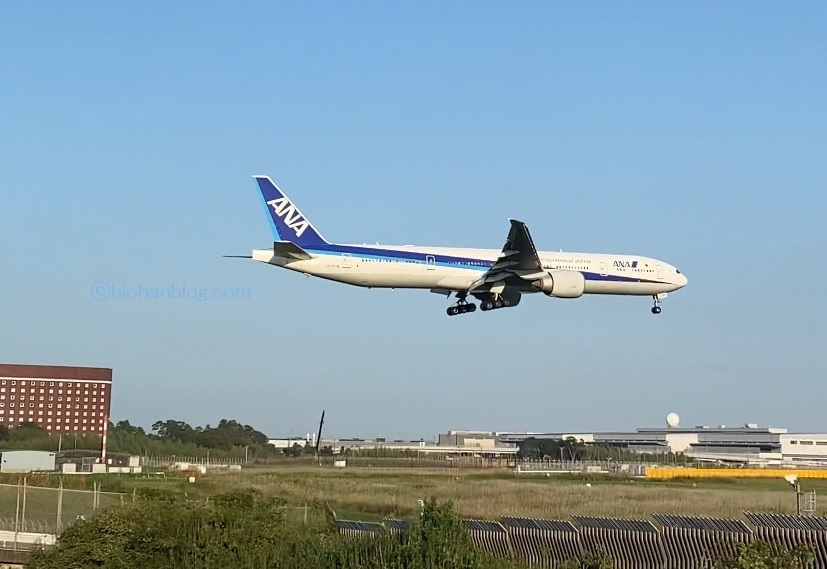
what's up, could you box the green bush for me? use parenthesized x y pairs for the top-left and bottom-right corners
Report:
(28, 491), (524, 569)
(714, 540), (815, 569)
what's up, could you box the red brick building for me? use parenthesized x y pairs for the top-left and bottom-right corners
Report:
(0, 364), (112, 434)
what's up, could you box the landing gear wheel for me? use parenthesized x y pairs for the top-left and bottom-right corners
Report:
(494, 298), (503, 309)
(447, 295), (477, 316)
(651, 294), (664, 315)
(482, 300), (494, 311)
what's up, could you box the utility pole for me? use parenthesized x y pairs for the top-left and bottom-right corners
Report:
(315, 410), (326, 465)
(56, 478), (64, 533)
(13, 477), (20, 551)
(21, 477), (27, 533)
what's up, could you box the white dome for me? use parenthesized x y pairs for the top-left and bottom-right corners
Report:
(666, 412), (680, 428)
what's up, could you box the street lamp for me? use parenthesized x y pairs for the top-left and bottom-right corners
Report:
(785, 475), (802, 516)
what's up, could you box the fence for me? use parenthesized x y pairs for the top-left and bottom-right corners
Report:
(140, 455), (245, 469)
(337, 512), (827, 568)
(0, 479), (125, 539)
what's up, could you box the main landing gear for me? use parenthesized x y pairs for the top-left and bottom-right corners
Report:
(480, 295), (511, 311)
(446, 298), (476, 316)
(447, 294), (513, 316)
(446, 300), (476, 316)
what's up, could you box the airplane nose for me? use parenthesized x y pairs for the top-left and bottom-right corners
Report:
(678, 273), (688, 287)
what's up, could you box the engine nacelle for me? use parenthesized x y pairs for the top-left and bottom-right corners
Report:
(533, 270), (586, 298)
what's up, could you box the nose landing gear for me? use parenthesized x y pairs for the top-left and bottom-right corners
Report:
(651, 293), (666, 314)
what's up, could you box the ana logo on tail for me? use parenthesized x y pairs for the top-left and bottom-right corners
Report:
(267, 197), (309, 238)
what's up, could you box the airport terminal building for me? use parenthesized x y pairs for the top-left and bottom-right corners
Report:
(496, 415), (827, 466)
(0, 363), (112, 434)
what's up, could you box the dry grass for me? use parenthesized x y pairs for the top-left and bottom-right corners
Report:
(190, 465), (811, 521)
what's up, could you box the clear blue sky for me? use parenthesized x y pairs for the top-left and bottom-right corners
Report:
(2, 2), (825, 440)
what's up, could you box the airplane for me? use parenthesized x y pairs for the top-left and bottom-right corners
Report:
(232, 175), (688, 316)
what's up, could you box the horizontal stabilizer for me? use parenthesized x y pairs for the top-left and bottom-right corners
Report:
(273, 240), (312, 260)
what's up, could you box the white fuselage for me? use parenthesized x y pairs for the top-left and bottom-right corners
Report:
(252, 243), (688, 297)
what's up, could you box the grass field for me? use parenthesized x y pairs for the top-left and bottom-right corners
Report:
(4, 463), (824, 529)
(96, 463), (827, 522)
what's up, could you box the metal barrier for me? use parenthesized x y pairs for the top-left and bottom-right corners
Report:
(464, 519), (512, 559)
(653, 514), (751, 569)
(337, 513), (827, 568)
(746, 513), (827, 568)
(573, 516), (664, 569)
(335, 520), (383, 538)
(501, 516), (581, 568)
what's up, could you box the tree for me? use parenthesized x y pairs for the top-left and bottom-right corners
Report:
(8, 422), (49, 441)
(114, 420), (146, 436)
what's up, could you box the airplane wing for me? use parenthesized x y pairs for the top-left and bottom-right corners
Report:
(468, 219), (546, 293)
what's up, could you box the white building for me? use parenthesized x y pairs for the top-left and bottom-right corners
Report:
(497, 414), (827, 466)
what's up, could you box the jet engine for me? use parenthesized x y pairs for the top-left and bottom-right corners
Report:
(533, 270), (586, 298)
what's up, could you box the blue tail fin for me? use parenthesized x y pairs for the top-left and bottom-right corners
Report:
(253, 175), (329, 247)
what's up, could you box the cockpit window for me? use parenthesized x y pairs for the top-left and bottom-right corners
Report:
(676, 270), (681, 274)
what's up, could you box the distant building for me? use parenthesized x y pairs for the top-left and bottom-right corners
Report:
(269, 437), (310, 449)
(496, 414), (827, 466)
(0, 363), (112, 434)
(0, 450), (56, 473)
(439, 430), (513, 450)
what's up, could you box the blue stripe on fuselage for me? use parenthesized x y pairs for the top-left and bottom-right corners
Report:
(302, 244), (661, 284)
